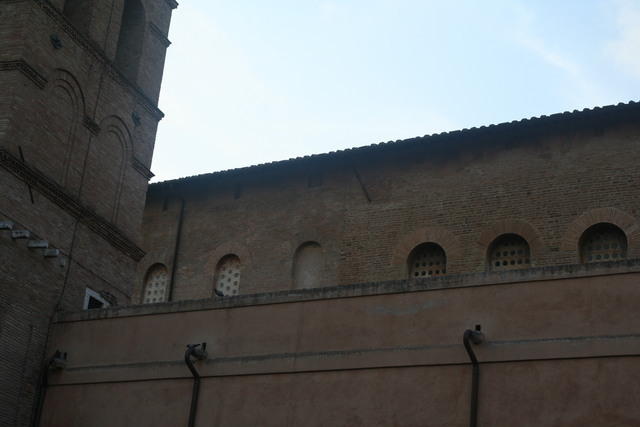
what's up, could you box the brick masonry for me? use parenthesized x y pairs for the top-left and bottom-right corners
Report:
(137, 108), (640, 302)
(0, 0), (175, 425)
(2, 0), (640, 425)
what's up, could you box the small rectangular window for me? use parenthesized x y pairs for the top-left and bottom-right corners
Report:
(83, 288), (110, 310)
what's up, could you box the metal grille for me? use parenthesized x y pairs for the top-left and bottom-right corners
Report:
(409, 243), (446, 278)
(489, 234), (530, 271)
(143, 264), (168, 304)
(580, 223), (627, 263)
(215, 255), (241, 296)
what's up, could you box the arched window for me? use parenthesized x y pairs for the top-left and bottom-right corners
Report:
(115, 0), (145, 82)
(63, 0), (91, 33)
(488, 234), (530, 271)
(579, 223), (627, 263)
(293, 242), (324, 289)
(143, 264), (169, 304)
(214, 255), (241, 296)
(408, 243), (446, 278)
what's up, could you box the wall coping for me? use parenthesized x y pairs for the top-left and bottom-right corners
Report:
(54, 258), (640, 323)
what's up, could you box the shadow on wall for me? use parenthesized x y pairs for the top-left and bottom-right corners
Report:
(115, 0), (145, 82)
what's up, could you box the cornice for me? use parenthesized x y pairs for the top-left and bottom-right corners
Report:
(132, 157), (154, 180)
(55, 259), (640, 322)
(149, 101), (640, 190)
(0, 148), (145, 261)
(163, 0), (179, 10)
(148, 23), (171, 48)
(31, 0), (165, 121)
(0, 59), (47, 89)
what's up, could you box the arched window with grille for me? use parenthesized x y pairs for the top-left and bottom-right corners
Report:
(408, 243), (446, 278)
(142, 264), (169, 304)
(214, 255), (241, 296)
(488, 234), (531, 271)
(579, 223), (627, 263)
(293, 242), (324, 289)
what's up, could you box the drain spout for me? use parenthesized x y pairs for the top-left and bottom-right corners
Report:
(463, 326), (484, 427)
(185, 343), (207, 427)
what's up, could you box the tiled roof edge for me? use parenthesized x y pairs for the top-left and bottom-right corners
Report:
(151, 101), (640, 189)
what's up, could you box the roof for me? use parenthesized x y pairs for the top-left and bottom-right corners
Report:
(150, 101), (640, 190)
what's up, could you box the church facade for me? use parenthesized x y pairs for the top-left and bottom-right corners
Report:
(2, 1), (640, 426)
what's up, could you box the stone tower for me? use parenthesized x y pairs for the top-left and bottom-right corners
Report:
(0, 0), (176, 424)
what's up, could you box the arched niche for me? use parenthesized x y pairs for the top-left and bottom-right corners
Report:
(293, 242), (324, 289)
(115, 0), (145, 82)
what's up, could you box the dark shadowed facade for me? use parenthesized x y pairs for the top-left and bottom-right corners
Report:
(0, 0), (175, 425)
(2, 1), (640, 427)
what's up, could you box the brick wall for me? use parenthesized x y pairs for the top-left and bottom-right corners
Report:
(0, 227), (65, 426)
(138, 114), (640, 301)
(0, 0), (175, 424)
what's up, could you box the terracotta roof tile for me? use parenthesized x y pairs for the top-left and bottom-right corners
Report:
(151, 100), (639, 188)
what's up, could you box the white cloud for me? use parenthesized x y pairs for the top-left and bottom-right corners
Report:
(519, 35), (603, 102)
(608, 0), (640, 79)
(509, 2), (608, 107)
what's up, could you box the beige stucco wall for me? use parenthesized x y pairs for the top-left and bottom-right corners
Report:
(41, 262), (640, 426)
(41, 359), (640, 427)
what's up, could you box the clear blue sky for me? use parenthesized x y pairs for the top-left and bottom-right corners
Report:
(151, 0), (640, 182)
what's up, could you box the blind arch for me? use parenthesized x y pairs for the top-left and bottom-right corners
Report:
(293, 242), (324, 289)
(115, 0), (145, 82)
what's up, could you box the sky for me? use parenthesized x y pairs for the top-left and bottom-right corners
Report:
(151, 0), (640, 182)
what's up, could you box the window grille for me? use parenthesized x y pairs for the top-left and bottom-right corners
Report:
(580, 223), (627, 263)
(409, 243), (446, 278)
(215, 255), (241, 296)
(489, 234), (530, 271)
(143, 264), (169, 304)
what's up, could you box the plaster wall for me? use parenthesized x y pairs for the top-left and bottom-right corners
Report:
(42, 265), (640, 426)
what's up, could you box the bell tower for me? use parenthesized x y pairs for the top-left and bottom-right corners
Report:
(0, 0), (176, 424)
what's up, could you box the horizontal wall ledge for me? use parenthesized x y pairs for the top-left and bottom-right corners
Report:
(56, 259), (640, 323)
(48, 333), (640, 386)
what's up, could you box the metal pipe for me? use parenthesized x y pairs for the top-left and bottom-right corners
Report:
(185, 343), (207, 427)
(463, 326), (484, 427)
(32, 350), (67, 427)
